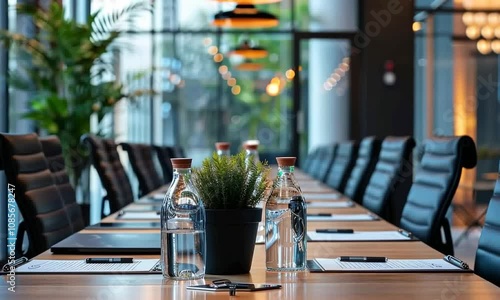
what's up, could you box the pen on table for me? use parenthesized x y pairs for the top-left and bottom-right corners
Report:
(339, 256), (387, 262)
(307, 213), (331, 217)
(398, 229), (413, 238)
(85, 258), (134, 264)
(444, 255), (469, 270)
(315, 229), (354, 234)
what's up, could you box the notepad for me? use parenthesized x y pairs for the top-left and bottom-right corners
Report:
(302, 193), (342, 200)
(307, 214), (377, 222)
(309, 258), (472, 273)
(14, 259), (161, 274)
(306, 201), (354, 208)
(307, 230), (414, 242)
(116, 211), (160, 220)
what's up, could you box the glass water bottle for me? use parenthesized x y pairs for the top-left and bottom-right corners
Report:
(243, 142), (260, 167)
(161, 158), (206, 280)
(215, 142), (230, 156)
(265, 157), (307, 271)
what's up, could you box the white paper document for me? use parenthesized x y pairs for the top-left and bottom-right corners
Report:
(302, 193), (342, 200)
(307, 230), (412, 241)
(307, 214), (376, 222)
(313, 258), (466, 272)
(117, 211), (160, 220)
(15, 259), (160, 274)
(149, 193), (165, 200)
(306, 201), (354, 208)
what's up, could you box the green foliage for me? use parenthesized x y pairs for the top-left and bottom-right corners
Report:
(193, 152), (271, 209)
(0, 1), (151, 185)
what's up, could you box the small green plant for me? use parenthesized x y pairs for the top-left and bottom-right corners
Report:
(193, 152), (271, 209)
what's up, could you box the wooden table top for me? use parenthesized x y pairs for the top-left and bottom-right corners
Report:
(2, 170), (499, 299)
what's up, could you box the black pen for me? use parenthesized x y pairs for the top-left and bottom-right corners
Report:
(307, 213), (331, 217)
(85, 258), (133, 264)
(398, 229), (413, 238)
(444, 255), (469, 270)
(339, 256), (387, 262)
(316, 229), (354, 234)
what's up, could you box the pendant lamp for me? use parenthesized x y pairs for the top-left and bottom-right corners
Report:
(214, 0), (281, 4)
(235, 60), (263, 71)
(228, 40), (268, 59)
(212, 4), (279, 28)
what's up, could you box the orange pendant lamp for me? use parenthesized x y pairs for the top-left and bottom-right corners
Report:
(228, 40), (268, 59)
(214, 0), (281, 3)
(235, 60), (263, 71)
(212, 4), (279, 28)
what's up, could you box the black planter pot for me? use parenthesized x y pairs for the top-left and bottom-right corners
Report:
(205, 208), (262, 275)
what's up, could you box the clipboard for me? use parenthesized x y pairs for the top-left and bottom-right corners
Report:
(307, 256), (473, 273)
(1, 259), (162, 275)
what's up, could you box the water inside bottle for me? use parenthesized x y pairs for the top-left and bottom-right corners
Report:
(161, 229), (205, 280)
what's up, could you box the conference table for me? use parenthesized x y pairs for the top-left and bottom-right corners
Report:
(2, 169), (500, 299)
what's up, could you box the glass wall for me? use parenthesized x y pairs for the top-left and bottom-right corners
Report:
(88, 0), (357, 165)
(414, 0), (500, 216)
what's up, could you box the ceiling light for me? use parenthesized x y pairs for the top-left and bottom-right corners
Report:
(213, 0), (281, 4)
(212, 5), (279, 28)
(228, 40), (268, 59)
(235, 60), (263, 71)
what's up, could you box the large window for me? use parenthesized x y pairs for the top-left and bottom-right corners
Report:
(90, 0), (357, 165)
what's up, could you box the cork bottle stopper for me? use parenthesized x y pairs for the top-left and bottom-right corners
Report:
(215, 142), (230, 150)
(243, 143), (258, 150)
(276, 157), (296, 166)
(171, 158), (192, 168)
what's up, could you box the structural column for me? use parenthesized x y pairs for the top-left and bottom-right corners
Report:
(308, 0), (357, 150)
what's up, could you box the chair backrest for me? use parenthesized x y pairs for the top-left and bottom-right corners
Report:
(325, 141), (359, 192)
(362, 136), (415, 225)
(343, 136), (382, 204)
(153, 145), (179, 183)
(301, 147), (319, 174)
(309, 145), (336, 182)
(39, 135), (85, 233)
(82, 135), (134, 214)
(120, 142), (163, 197)
(475, 162), (500, 286)
(0, 133), (74, 257)
(400, 135), (477, 255)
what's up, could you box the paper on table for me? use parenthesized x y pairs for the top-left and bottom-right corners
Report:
(307, 230), (412, 241)
(116, 211), (160, 220)
(302, 193), (342, 200)
(149, 193), (165, 200)
(307, 214), (376, 222)
(15, 259), (160, 274)
(306, 201), (354, 208)
(313, 258), (466, 272)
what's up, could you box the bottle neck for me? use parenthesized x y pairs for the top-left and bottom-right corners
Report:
(278, 165), (295, 177)
(173, 168), (192, 179)
(217, 149), (230, 156)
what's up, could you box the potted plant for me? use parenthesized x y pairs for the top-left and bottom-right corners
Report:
(193, 151), (270, 274)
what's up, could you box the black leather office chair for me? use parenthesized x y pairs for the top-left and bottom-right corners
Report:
(39, 135), (85, 232)
(301, 147), (320, 174)
(343, 136), (382, 204)
(474, 162), (500, 286)
(120, 142), (163, 197)
(400, 136), (477, 255)
(0, 133), (75, 258)
(362, 136), (415, 225)
(154, 145), (181, 183)
(325, 141), (358, 192)
(309, 145), (337, 182)
(82, 134), (134, 216)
